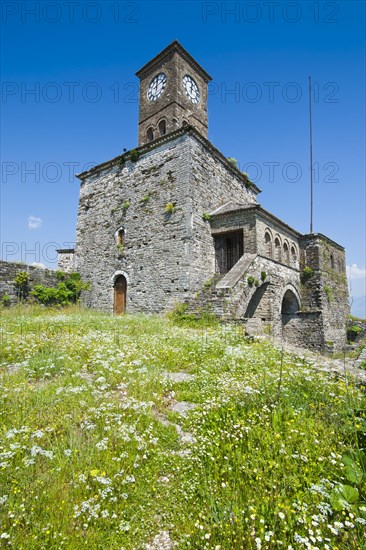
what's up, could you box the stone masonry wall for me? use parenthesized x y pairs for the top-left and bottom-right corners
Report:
(0, 261), (60, 305)
(300, 234), (349, 350)
(187, 138), (257, 291)
(75, 132), (258, 314)
(57, 251), (75, 273)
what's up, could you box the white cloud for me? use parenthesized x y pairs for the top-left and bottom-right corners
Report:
(28, 216), (42, 230)
(346, 264), (366, 280)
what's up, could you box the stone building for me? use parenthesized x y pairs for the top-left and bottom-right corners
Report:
(60, 40), (349, 350)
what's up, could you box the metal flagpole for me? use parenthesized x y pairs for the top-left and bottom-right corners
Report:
(309, 75), (313, 233)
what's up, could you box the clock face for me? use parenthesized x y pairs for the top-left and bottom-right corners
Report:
(182, 75), (200, 104)
(147, 73), (167, 101)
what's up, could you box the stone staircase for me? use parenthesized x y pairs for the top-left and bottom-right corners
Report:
(187, 253), (258, 321)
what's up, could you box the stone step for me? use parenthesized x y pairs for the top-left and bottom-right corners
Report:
(216, 253), (257, 290)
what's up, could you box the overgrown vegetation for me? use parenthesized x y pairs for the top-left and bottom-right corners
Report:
(129, 149), (139, 162)
(247, 275), (255, 286)
(347, 324), (363, 342)
(14, 270), (30, 301)
(0, 308), (365, 548)
(31, 273), (90, 306)
(164, 202), (176, 214)
(324, 285), (334, 303)
(301, 266), (314, 283)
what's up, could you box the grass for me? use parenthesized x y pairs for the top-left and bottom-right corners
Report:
(0, 306), (365, 549)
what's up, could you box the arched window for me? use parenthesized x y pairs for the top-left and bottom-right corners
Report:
(283, 242), (290, 265)
(158, 120), (166, 136)
(182, 119), (189, 127)
(147, 127), (154, 141)
(291, 245), (297, 268)
(264, 231), (272, 258)
(274, 237), (281, 262)
(115, 228), (125, 246)
(330, 253), (334, 269)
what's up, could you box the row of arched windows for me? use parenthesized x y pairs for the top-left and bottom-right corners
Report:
(264, 229), (298, 268)
(146, 118), (189, 142)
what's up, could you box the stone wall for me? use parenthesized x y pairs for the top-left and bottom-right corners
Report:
(75, 130), (258, 314)
(57, 250), (75, 273)
(256, 215), (300, 270)
(300, 234), (349, 350)
(0, 261), (60, 305)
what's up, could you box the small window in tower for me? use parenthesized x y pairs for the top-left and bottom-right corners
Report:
(116, 228), (125, 246)
(330, 253), (334, 269)
(147, 127), (154, 141)
(158, 120), (166, 136)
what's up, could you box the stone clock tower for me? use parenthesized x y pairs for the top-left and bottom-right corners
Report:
(136, 40), (212, 145)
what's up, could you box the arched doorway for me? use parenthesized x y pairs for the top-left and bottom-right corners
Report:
(114, 275), (127, 314)
(281, 289), (299, 317)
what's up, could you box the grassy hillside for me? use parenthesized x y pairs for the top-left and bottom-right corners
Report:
(0, 307), (365, 549)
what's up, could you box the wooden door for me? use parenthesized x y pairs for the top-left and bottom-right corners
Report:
(114, 275), (126, 314)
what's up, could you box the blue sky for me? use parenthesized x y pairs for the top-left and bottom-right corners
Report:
(1, 0), (365, 317)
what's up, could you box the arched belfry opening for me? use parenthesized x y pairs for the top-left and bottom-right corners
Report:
(114, 275), (127, 314)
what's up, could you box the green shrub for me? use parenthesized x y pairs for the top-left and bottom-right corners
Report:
(129, 149), (139, 162)
(301, 266), (314, 283)
(202, 212), (212, 222)
(167, 302), (218, 327)
(347, 325), (362, 342)
(247, 276), (255, 287)
(260, 271), (267, 282)
(1, 294), (11, 307)
(164, 202), (175, 214)
(31, 273), (90, 307)
(14, 271), (29, 300)
(56, 271), (66, 280)
(324, 285), (333, 302)
(227, 157), (238, 167)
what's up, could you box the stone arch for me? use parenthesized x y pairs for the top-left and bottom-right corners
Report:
(264, 229), (273, 258)
(158, 119), (166, 136)
(274, 235), (282, 262)
(146, 127), (154, 142)
(280, 285), (301, 316)
(112, 270), (130, 284)
(280, 285), (301, 341)
(182, 119), (189, 127)
(283, 240), (290, 265)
